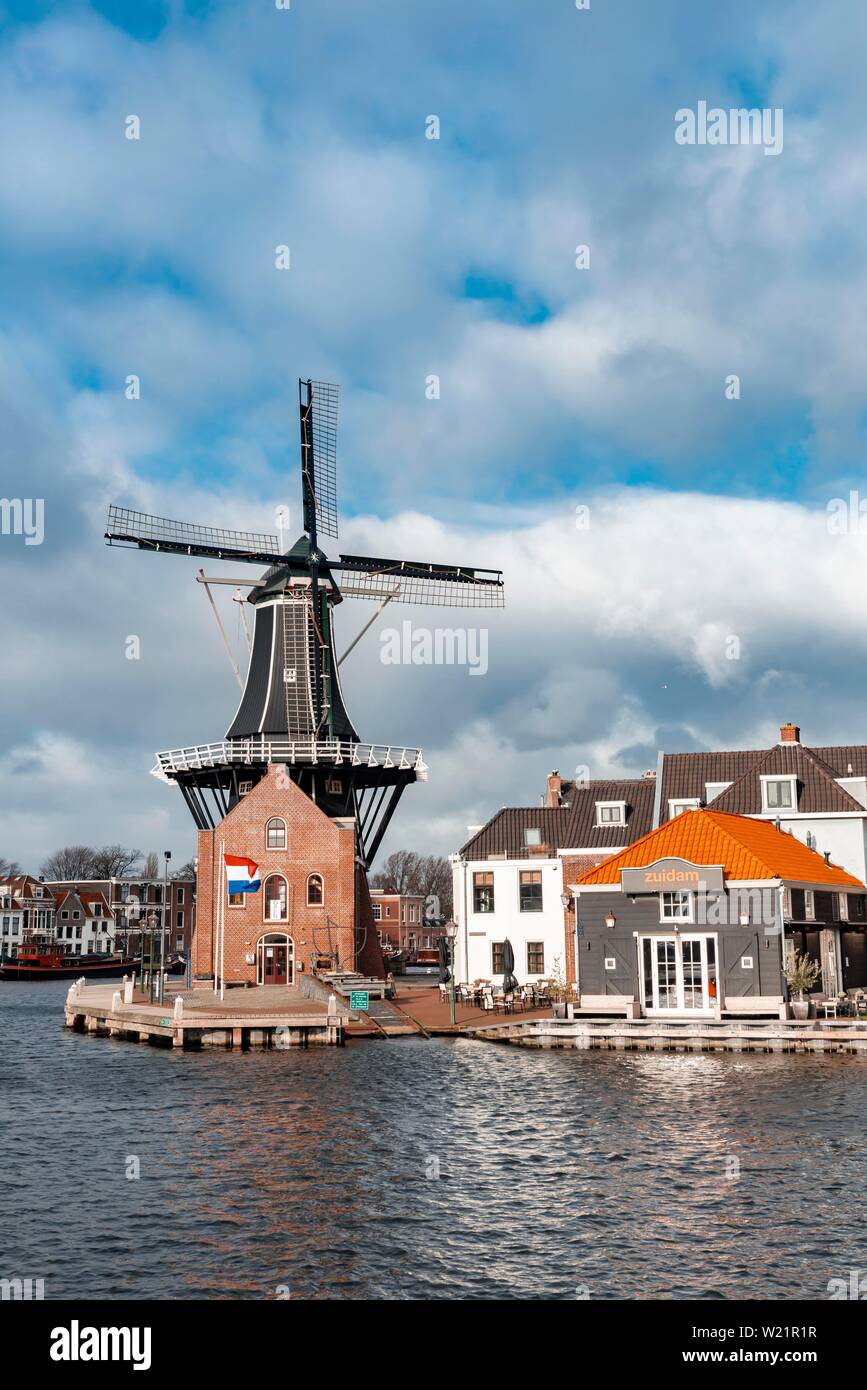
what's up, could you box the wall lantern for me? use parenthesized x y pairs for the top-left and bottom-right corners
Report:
(604, 911), (616, 930)
(739, 910), (750, 926)
(560, 893), (572, 909)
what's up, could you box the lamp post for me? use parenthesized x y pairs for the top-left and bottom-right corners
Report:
(445, 919), (458, 1026)
(146, 911), (157, 1002)
(158, 850), (171, 1005)
(562, 890), (579, 1003)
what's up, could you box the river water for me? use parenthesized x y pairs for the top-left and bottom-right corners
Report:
(2, 980), (865, 1300)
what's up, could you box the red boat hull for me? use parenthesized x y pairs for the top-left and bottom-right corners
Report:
(0, 958), (135, 981)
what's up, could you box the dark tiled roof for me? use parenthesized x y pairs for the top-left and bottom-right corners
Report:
(812, 746), (867, 777)
(661, 742), (867, 819)
(564, 779), (657, 846)
(707, 744), (863, 815)
(460, 807), (572, 858)
(459, 780), (656, 859)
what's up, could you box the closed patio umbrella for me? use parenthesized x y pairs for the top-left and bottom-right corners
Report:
(437, 934), (451, 984)
(501, 937), (518, 993)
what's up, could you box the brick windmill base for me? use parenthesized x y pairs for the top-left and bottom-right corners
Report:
(193, 768), (388, 988)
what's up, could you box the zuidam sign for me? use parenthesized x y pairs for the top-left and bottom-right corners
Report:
(620, 858), (724, 894)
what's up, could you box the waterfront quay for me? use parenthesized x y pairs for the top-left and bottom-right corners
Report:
(63, 978), (867, 1054)
(470, 1015), (867, 1054)
(64, 980), (348, 1049)
(62, 978), (557, 1049)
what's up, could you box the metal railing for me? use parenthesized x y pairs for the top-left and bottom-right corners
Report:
(152, 738), (428, 778)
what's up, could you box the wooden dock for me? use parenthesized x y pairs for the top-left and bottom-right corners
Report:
(64, 980), (348, 1049)
(466, 1015), (867, 1054)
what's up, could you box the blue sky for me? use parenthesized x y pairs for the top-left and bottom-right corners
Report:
(3, 0), (867, 868)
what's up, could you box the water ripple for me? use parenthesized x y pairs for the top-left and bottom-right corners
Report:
(1, 982), (866, 1298)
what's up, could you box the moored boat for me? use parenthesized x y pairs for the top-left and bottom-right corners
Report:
(0, 927), (134, 980)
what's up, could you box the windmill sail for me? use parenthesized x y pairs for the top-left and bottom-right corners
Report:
(334, 553), (504, 607)
(300, 378), (339, 540)
(105, 506), (280, 565)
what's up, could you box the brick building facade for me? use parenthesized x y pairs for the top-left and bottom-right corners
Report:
(193, 766), (384, 987)
(369, 889), (430, 951)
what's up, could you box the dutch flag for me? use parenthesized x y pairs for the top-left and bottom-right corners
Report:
(224, 854), (261, 895)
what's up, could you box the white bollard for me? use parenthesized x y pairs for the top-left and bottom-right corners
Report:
(123, 976), (134, 1005)
(328, 992), (338, 1016)
(173, 995), (184, 1020)
(66, 984), (77, 1005)
(76, 976), (86, 997)
(111, 991), (121, 1011)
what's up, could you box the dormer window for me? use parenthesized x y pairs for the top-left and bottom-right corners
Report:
(669, 799), (700, 817)
(524, 827), (542, 846)
(761, 775), (796, 812)
(596, 801), (626, 827)
(705, 782), (731, 802)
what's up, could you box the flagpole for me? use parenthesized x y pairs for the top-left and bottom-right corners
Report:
(219, 839), (226, 1001)
(218, 834), (225, 1000)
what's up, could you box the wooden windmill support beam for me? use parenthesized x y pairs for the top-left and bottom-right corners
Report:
(180, 782), (213, 832)
(359, 784), (387, 841)
(364, 784), (408, 867)
(197, 569), (244, 692)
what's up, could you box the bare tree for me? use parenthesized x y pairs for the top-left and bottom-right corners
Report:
(89, 845), (142, 879)
(0, 856), (22, 881)
(172, 860), (196, 880)
(141, 851), (159, 880)
(414, 854), (453, 919)
(371, 850), (453, 917)
(371, 850), (419, 896)
(40, 846), (97, 880)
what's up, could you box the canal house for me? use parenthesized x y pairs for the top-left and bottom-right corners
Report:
(451, 777), (657, 986)
(568, 810), (865, 1018)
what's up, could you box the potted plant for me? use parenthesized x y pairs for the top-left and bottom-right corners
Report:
(785, 951), (821, 1020)
(548, 955), (574, 1019)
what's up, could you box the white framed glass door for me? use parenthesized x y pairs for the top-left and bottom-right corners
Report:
(641, 934), (717, 1015)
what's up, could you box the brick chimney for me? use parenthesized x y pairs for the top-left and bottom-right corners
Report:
(780, 722), (800, 744)
(545, 771), (563, 808)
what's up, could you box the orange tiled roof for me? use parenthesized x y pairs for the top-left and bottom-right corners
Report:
(576, 810), (864, 888)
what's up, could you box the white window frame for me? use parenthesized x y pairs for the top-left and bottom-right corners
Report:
(760, 774), (797, 812)
(668, 798), (700, 817)
(659, 890), (694, 923)
(524, 827), (542, 846)
(705, 781), (731, 802)
(595, 801), (626, 828)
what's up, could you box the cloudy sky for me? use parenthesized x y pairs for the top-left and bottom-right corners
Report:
(2, 0), (867, 872)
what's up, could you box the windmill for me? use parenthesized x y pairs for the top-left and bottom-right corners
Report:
(105, 379), (504, 871)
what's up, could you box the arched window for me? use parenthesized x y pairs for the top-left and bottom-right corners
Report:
(306, 873), (324, 907)
(266, 817), (286, 850)
(263, 875), (288, 922)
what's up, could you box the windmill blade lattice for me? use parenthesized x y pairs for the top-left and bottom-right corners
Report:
(105, 506), (280, 565)
(300, 379), (339, 540)
(334, 553), (504, 607)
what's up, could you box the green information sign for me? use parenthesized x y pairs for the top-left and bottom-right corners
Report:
(349, 991), (370, 1011)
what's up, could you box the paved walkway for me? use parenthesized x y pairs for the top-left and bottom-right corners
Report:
(390, 984), (553, 1034)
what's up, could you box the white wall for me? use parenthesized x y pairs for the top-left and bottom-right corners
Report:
(769, 814), (867, 882)
(452, 855), (568, 985)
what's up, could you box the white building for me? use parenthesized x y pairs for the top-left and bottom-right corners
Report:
(451, 780), (657, 986)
